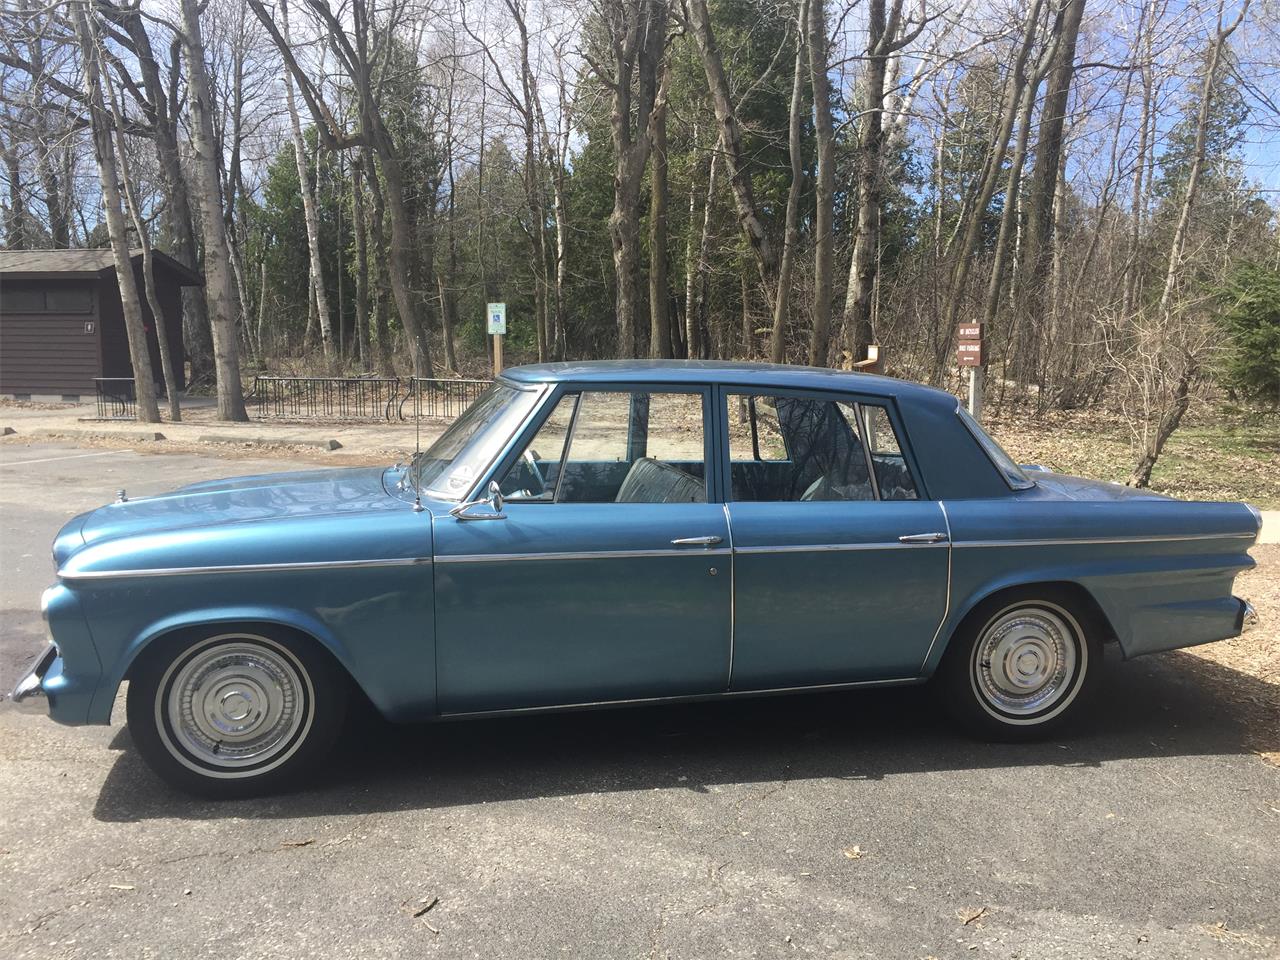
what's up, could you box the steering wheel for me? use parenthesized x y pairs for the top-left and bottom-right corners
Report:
(521, 449), (547, 497)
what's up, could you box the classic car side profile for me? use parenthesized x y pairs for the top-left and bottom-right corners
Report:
(11, 361), (1261, 797)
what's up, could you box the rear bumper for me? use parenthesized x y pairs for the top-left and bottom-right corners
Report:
(1236, 597), (1259, 635)
(9, 644), (57, 713)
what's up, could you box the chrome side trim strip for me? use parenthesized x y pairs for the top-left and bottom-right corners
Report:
(440, 675), (922, 720)
(733, 541), (948, 555)
(953, 532), (1256, 548)
(723, 503), (736, 690)
(919, 500), (953, 671)
(58, 556), (432, 581)
(435, 547), (734, 564)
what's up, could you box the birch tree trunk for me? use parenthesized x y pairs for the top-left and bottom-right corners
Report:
(982, 31), (1058, 356)
(770, 0), (808, 364)
(944, 0), (1045, 330)
(279, 0), (333, 359)
(807, 0), (836, 365)
(843, 0), (895, 364)
(1022, 0), (1085, 299)
(180, 0), (248, 420)
(685, 0), (779, 302)
(649, 62), (673, 358)
(598, 0), (667, 358)
(73, 0), (160, 423)
(351, 155), (370, 367)
(684, 140), (718, 361)
(100, 49), (182, 422)
(96, 4), (214, 384)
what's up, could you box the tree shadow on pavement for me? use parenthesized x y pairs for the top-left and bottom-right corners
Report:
(93, 647), (1279, 822)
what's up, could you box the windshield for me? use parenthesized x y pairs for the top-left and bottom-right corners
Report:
(956, 406), (1035, 490)
(411, 382), (543, 500)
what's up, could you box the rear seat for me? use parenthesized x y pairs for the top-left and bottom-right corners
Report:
(615, 458), (706, 503)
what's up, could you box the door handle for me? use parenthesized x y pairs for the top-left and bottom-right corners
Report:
(898, 532), (948, 544)
(671, 536), (723, 547)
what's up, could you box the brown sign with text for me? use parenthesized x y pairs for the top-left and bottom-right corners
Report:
(956, 323), (985, 367)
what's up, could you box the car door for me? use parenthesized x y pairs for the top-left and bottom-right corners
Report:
(432, 385), (732, 713)
(718, 388), (950, 689)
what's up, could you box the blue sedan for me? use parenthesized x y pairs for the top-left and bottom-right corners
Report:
(12, 361), (1261, 797)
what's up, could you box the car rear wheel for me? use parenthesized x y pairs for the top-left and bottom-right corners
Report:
(126, 628), (347, 798)
(937, 590), (1100, 740)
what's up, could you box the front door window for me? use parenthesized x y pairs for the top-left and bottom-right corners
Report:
(499, 390), (706, 503)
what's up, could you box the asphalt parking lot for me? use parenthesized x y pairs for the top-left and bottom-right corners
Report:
(1, 443), (1277, 959)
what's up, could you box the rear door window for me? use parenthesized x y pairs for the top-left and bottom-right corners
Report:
(726, 393), (919, 502)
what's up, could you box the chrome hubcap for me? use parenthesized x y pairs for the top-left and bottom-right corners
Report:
(974, 607), (1079, 716)
(161, 638), (311, 771)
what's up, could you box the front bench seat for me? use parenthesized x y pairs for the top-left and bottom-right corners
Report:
(615, 457), (706, 503)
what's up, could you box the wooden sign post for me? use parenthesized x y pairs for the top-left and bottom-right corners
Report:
(956, 322), (985, 420)
(487, 302), (507, 376)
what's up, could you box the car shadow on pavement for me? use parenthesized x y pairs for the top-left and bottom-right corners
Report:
(93, 647), (1278, 822)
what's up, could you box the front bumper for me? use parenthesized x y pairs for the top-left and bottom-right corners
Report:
(1236, 597), (1259, 635)
(10, 644), (57, 713)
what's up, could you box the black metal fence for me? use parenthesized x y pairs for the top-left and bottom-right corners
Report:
(93, 378), (136, 420)
(397, 377), (491, 420)
(249, 375), (491, 422)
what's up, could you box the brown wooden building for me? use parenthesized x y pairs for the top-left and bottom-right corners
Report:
(0, 248), (201, 400)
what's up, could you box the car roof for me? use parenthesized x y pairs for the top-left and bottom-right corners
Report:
(500, 360), (1012, 500)
(501, 359), (951, 404)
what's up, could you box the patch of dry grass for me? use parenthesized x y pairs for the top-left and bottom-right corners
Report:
(1182, 545), (1280, 765)
(986, 404), (1280, 508)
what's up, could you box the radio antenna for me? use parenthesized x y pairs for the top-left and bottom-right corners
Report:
(412, 377), (423, 512)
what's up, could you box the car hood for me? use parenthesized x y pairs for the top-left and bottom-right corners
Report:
(59, 466), (404, 559)
(1026, 471), (1172, 502)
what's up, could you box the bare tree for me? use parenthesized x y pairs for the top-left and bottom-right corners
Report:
(649, 59), (673, 358)
(807, 0), (835, 365)
(683, 0), (779, 320)
(73, 0), (159, 423)
(770, 0), (808, 364)
(841, 0), (931, 364)
(249, 0), (436, 376)
(97, 0), (217, 387)
(586, 0), (668, 357)
(1126, 0), (1250, 487)
(181, 0), (248, 419)
(98, 39), (183, 422)
(279, 0), (334, 359)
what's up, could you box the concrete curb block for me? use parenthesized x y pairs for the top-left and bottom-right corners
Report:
(31, 428), (165, 441)
(195, 434), (343, 451)
(1259, 511), (1279, 545)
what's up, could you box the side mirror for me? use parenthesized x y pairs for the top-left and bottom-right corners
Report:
(449, 479), (507, 521)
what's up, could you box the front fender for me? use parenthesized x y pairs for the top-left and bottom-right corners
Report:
(73, 560), (436, 726)
(92, 604), (358, 724)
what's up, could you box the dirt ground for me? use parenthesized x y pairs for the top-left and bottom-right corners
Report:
(1182, 544), (1279, 765)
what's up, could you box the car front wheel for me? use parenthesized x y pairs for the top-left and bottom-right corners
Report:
(126, 628), (347, 798)
(937, 591), (1100, 740)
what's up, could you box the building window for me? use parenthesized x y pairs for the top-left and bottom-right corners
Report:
(0, 285), (94, 314)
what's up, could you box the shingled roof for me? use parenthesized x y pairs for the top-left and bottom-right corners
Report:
(0, 248), (202, 285)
